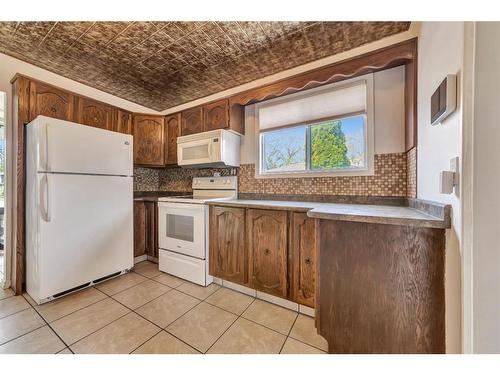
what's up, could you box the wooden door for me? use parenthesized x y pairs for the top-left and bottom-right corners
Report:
(247, 209), (288, 298)
(29, 81), (74, 121)
(164, 113), (180, 165)
(289, 212), (316, 307)
(115, 109), (132, 134)
(203, 99), (228, 131)
(133, 201), (146, 257)
(209, 206), (246, 284)
(74, 97), (115, 130)
(133, 115), (165, 166)
(180, 107), (203, 135)
(145, 202), (158, 258)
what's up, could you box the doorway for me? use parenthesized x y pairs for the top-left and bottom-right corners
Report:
(0, 91), (6, 286)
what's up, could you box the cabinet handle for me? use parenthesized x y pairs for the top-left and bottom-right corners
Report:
(304, 257), (311, 265)
(50, 106), (56, 113)
(264, 249), (270, 255)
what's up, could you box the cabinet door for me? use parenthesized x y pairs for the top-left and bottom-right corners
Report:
(29, 81), (74, 121)
(145, 202), (158, 258)
(203, 99), (228, 132)
(181, 107), (203, 135)
(247, 209), (288, 298)
(74, 97), (115, 130)
(115, 109), (132, 134)
(133, 201), (146, 257)
(290, 212), (316, 307)
(165, 113), (180, 165)
(209, 206), (246, 284)
(133, 115), (165, 166)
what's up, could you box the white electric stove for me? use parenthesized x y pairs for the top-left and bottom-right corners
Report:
(157, 176), (237, 286)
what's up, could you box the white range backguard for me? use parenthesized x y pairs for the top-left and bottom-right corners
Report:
(26, 116), (133, 304)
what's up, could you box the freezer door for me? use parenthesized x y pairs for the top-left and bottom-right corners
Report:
(35, 173), (133, 300)
(27, 115), (132, 176)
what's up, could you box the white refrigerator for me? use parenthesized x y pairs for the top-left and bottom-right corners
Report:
(26, 116), (134, 304)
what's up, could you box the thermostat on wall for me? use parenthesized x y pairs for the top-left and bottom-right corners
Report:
(431, 74), (457, 125)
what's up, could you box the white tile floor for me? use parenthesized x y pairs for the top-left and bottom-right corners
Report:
(0, 261), (328, 354)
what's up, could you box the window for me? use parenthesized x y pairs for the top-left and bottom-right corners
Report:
(255, 74), (374, 178)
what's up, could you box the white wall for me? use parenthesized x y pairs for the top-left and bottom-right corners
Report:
(471, 22), (500, 353)
(240, 66), (406, 164)
(417, 22), (464, 353)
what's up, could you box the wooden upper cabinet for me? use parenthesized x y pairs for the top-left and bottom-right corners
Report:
(209, 206), (247, 284)
(289, 212), (316, 307)
(165, 113), (180, 165)
(115, 109), (132, 134)
(180, 107), (203, 136)
(203, 99), (228, 131)
(247, 209), (288, 298)
(74, 97), (115, 130)
(29, 81), (74, 122)
(133, 114), (165, 166)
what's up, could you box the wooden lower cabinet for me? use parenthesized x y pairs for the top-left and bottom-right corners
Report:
(209, 206), (246, 284)
(209, 206), (316, 304)
(289, 212), (316, 307)
(133, 201), (158, 258)
(247, 209), (288, 298)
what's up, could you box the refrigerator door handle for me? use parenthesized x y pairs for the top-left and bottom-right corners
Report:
(39, 174), (51, 222)
(45, 123), (51, 172)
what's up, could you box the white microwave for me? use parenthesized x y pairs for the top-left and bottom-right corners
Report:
(177, 129), (241, 168)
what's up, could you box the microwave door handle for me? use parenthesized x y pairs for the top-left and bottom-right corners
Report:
(207, 140), (213, 161)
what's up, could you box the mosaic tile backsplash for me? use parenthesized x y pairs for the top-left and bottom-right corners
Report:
(406, 146), (417, 198)
(134, 152), (408, 197)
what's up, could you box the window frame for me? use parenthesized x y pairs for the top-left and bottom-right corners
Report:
(254, 74), (375, 179)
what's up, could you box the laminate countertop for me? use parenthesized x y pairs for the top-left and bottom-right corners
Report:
(207, 199), (451, 229)
(133, 191), (190, 202)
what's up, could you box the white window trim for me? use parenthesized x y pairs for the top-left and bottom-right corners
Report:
(254, 73), (375, 179)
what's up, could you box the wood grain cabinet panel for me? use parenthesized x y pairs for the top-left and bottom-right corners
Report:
(74, 97), (115, 130)
(203, 99), (228, 131)
(209, 206), (247, 284)
(115, 109), (132, 134)
(29, 81), (74, 122)
(133, 115), (165, 166)
(145, 202), (158, 258)
(164, 113), (180, 165)
(316, 220), (445, 353)
(180, 107), (203, 136)
(247, 209), (288, 298)
(289, 212), (316, 307)
(133, 201), (146, 257)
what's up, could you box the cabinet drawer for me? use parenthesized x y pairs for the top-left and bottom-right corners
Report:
(159, 249), (208, 286)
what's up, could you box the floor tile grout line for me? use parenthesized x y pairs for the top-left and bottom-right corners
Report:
(279, 313), (299, 354)
(23, 288), (109, 325)
(95, 275), (151, 298)
(11, 294), (72, 353)
(128, 328), (164, 354)
(0, 305), (32, 321)
(203, 291), (260, 354)
(0, 318), (46, 347)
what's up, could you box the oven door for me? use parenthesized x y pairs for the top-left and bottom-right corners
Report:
(158, 202), (206, 259)
(177, 138), (217, 166)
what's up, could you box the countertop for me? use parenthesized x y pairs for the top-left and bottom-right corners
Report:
(133, 191), (190, 202)
(207, 199), (450, 229)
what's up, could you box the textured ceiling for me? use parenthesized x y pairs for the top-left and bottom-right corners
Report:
(0, 21), (410, 111)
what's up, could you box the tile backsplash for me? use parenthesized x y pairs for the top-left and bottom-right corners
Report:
(134, 152), (409, 197)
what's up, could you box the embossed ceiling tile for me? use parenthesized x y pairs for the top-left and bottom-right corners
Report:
(80, 22), (128, 48)
(163, 42), (188, 59)
(237, 21), (270, 45)
(146, 30), (174, 48)
(0, 21), (18, 40)
(0, 21), (411, 110)
(109, 21), (158, 53)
